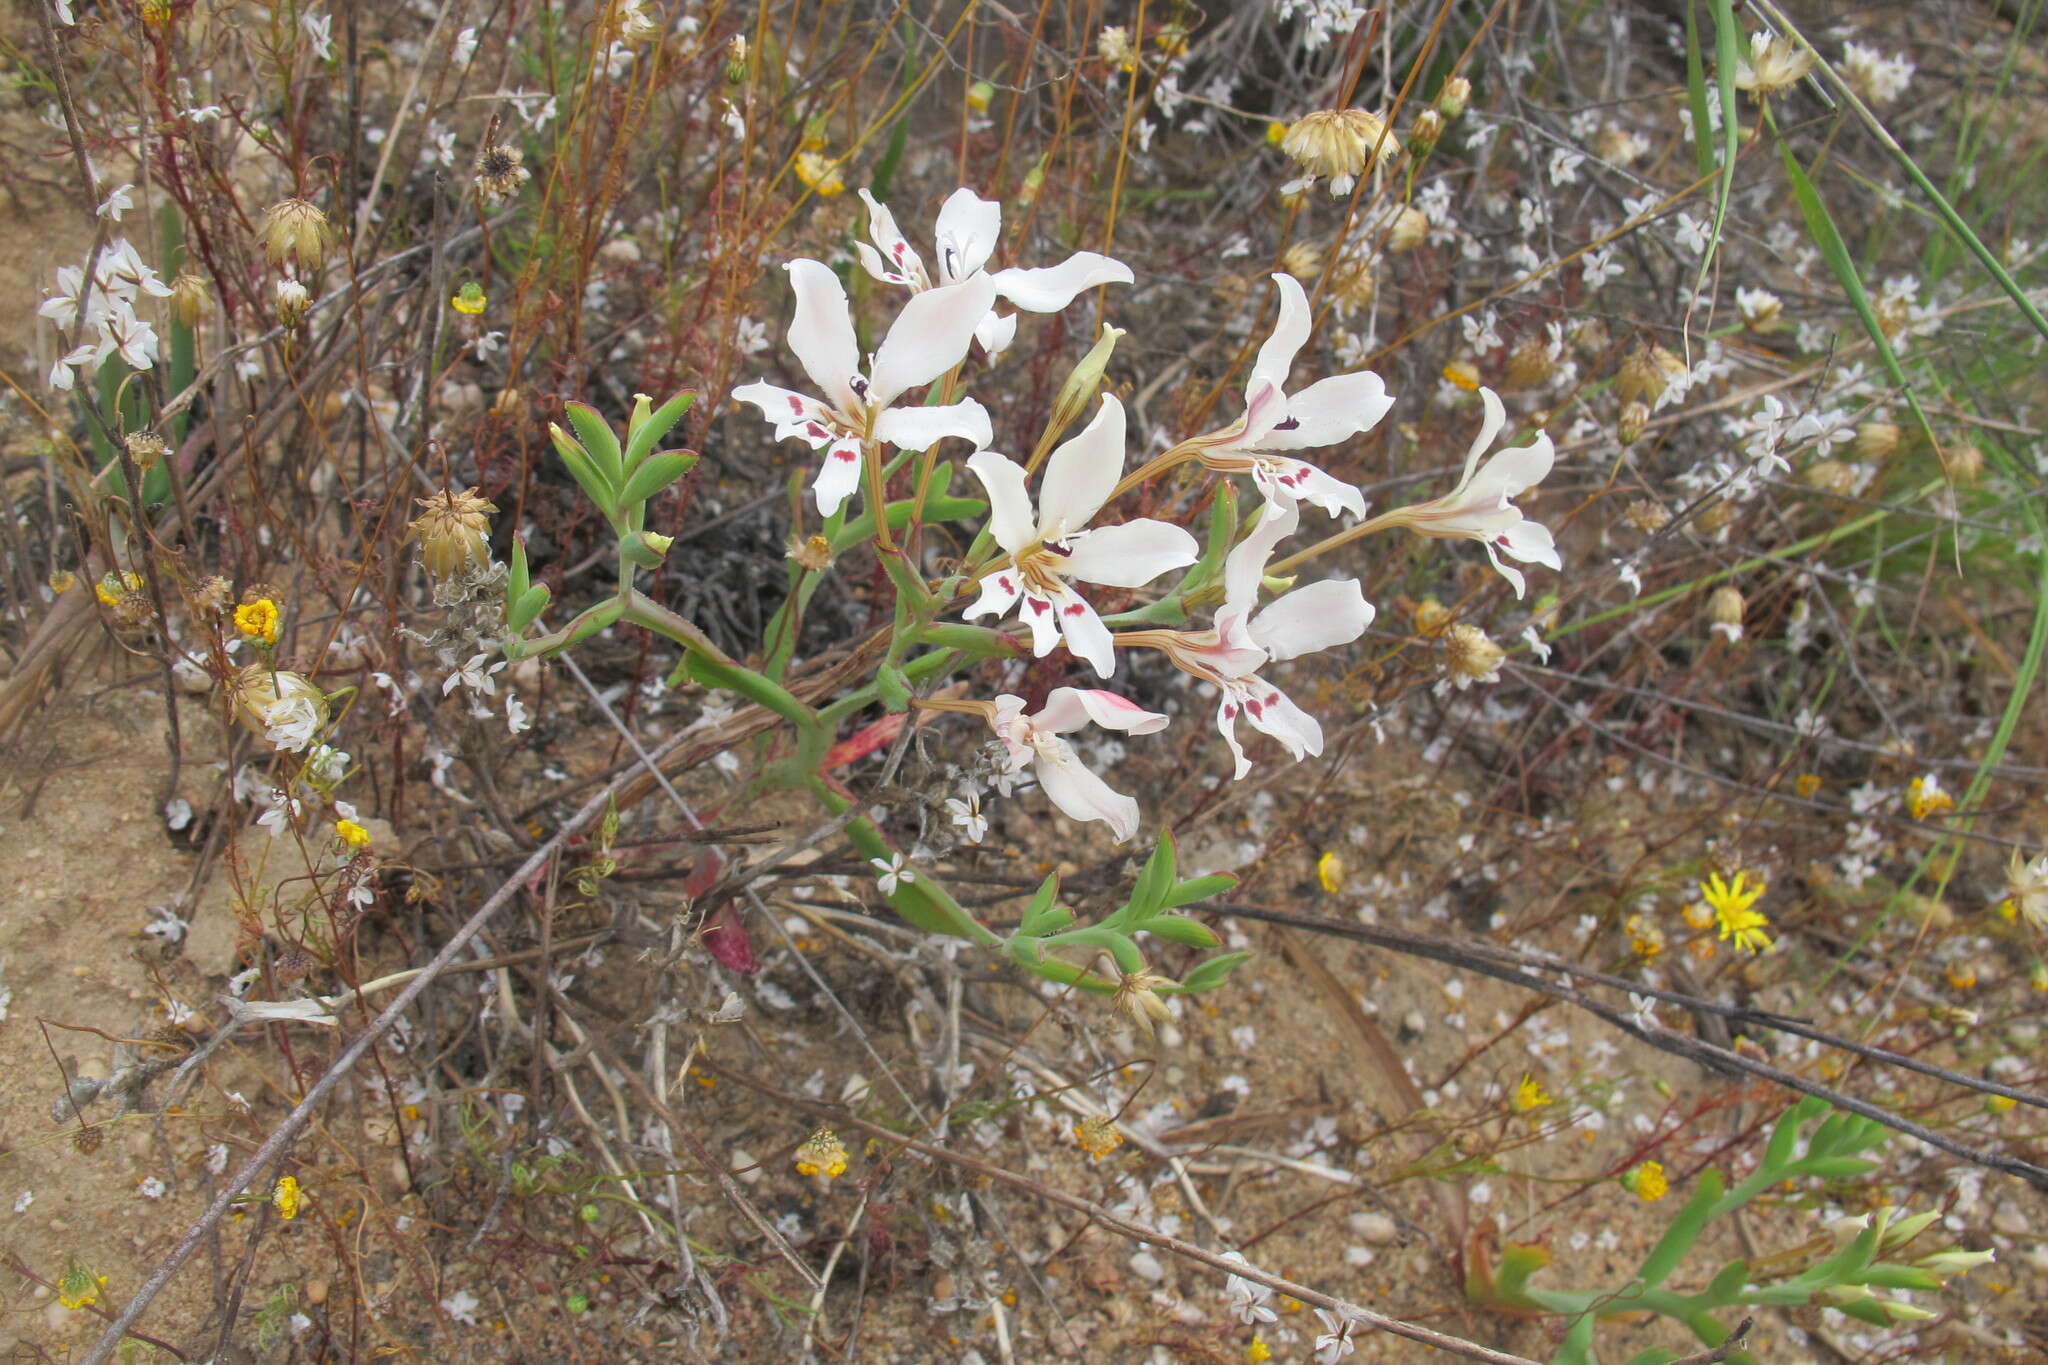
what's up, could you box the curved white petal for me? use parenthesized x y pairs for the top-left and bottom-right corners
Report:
(1036, 687), (1171, 736)
(933, 188), (1002, 283)
(1236, 375), (1290, 448)
(855, 241), (916, 288)
(1463, 431), (1556, 505)
(987, 252), (1133, 312)
(813, 439), (864, 517)
(964, 567), (1023, 621)
(1494, 516), (1561, 570)
(1050, 587), (1116, 677)
(868, 274), (998, 409)
(1454, 387), (1510, 490)
(1031, 739), (1140, 842)
(990, 695), (1032, 767)
(1222, 499), (1299, 616)
(1249, 579), (1373, 661)
(1039, 394), (1126, 537)
(1242, 685), (1321, 761)
(1255, 459), (1367, 520)
(874, 398), (993, 452)
(1215, 692), (1253, 779)
(964, 449), (1038, 553)
(1481, 541), (1530, 598)
(858, 189), (926, 286)
(1254, 371), (1393, 450)
(732, 380), (832, 440)
(1251, 273), (1313, 398)
(976, 309), (1018, 358)
(1060, 518), (1198, 588)
(783, 259), (862, 412)
(1018, 590), (1063, 655)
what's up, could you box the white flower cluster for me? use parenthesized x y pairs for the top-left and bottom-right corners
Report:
(38, 238), (172, 390)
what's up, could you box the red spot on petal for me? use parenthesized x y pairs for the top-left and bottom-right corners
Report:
(1063, 603), (1086, 617)
(787, 395), (805, 414)
(1222, 703), (1239, 719)
(832, 447), (857, 461)
(1026, 597), (1050, 615)
(806, 421), (829, 439)
(1246, 699), (1265, 717)
(999, 576), (1016, 592)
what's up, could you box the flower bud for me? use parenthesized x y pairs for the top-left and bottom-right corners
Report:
(124, 430), (168, 471)
(1407, 108), (1444, 154)
(621, 530), (673, 568)
(724, 34), (749, 84)
(1876, 1299), (1937, 1324)
(1046, 324), (1124, 450)
(1280, 241), (1323, 283)
(1504, 334), (1558, 391)
(1617, 399), (1649, 445)
(275, 278), (312, 329)
(1915, 1247), (1995, 1277)
(171, 272), (211, 326)
(1444, 623), (1504, 688)
(1410, 597), (1451, 637)
(1435, 75), (1471, 119)
(1851, 421), (1900, 460)
(1708, 585), (1745, 629)
(1947, 441), (1982, 482)
(1386, 205), (1428, 252)
(1696, 499), (1734, 533)
(1800, 459), (1858, 495)
(1735, 286), (1782, 332)
(1616, 344), (1684, 406)
(258, 198), (332, 271)
(966, 80), (995, 113)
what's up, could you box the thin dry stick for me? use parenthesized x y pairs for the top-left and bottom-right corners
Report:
(704, 1058), (1543, 1365)
(78, 727), (696, 1365)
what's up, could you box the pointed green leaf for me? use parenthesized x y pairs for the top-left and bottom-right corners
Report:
(1140, 914), (1220, 950)
(623, 391), (696, 471)
(1018, 874), (1068, 936)
(510, 583), (552, 631)
(550, 424), (619, 514)
(1174, 951), (1251, 994)
(1161, 873), (1236, 909)
(564, 401), (624, 482)
(619, 448), (699, 507)
(508, 536), (532, 601)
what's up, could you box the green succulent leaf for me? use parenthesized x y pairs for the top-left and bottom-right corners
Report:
(1139, 914), (1220, 950)
(619, 448), (700, 508)
(1175, 951), (1251, 994)
(564, 401), (624, 482)
(624, 390), (696, 471)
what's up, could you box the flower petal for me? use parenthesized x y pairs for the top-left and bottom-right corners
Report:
(932, 188), (1002, 283)
(1059, 518), (1197, 588)
(1249, 579), (1374, 660)
(1035, 687), (1171, 736)
(1031, 737), (1140, 841)
(783, 259), (863, 412)
(813, 439), (864, 517)
(964, 567), (1023, 621)
(1481, 541), (1529, 598)
(964, 449), (1037, 553)
(1215, 693), (1253, 779)
(1253, 371), (1393, 450)
(1222, 499), (1299, 616)
(857, 189), (926, 286)
(1454, 387), (1510, 490)
(1017, 590), (1063, 655)
(987, 251), (1133, 312)
(1254, 458), (1367, 520)
(1463, 430), (1556, 506)
(1242, 685), (1322, 761)
(1250, 273), (1313, 401)
(1494, 515), (1561, 570)
(975, 309), (1018, 358)
(1039, 394), (1125, 538)
(874, 398), (993, 452)
(868, 274), (998, 408)
(732, 380), (833, 441)
(1051, 587), (1116, 677)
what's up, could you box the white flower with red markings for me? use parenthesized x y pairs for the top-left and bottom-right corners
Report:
(1183, 273), (1392, 518)
(963, 395), (1197, 677)
(1377, 387), (1560, 597)
(1126, 502), (1373, 776)
(732, 259), (997, 516)
(856, 187), (1132, 358)
(986, 687), (1169, 842)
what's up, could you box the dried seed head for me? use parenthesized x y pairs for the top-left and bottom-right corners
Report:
(1443, 623), (1504, 689)
(1504, 334), (1559, 391)
(1279, 240), (1323, 283)
(1095, 25), (1136, 71)
(1623, 498), (1671, 533)
(473, 140), (531, 204)
(1696, 499), (1735, 533)
(1385, 205), (1429, 252)
(406, 487), (497, 583)
(71, 1126), (105, 1155)
(259, 198), (332, 270)
(227, 665), (329, 737)
(1280, 109), (1391, 183)
(1406, 108), (1444, 154)
(1111, 969), (1175, 1036)
(1073, 1114), (1123, 1159)
(1410, 597), (1452, 637)
(171, 272), (211, 326)
(193, 575), (234, 617)
(1708, 584), (1746, 630)
(1800, 460), (1858, 495)
(1735, 287), (1782, 333)
(788, 534), (832, 573)
(124, 430), (168, 471)
(1330, 260), (1377, 315)
(1615, 344), (1684, 406)
(1946, 441), (1982, 483)
(1734, 32), (1815, 98)
(1851, 421), (1901, 460)
(794, 1127), (849, 1179)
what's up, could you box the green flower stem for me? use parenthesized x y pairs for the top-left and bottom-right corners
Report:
(807, 778), (999, 946)
(619, 589), (814, 729)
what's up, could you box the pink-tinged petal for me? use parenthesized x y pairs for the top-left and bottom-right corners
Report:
(874, 398), (993, 452)
(1236, 376), (1289, 447)
(868, 274), (999, 408)
(1031, 737), (1141, 842)
(1039, 394), (1126, 537)
(1481, 542), (1530, 598)
(1253, 371), (1393, 450)
(1059, 518), (1197, 588)
(1494, 516), (1560, 570)
(812, 439), (865, 517)
(1250, 273), (1313, 398)
(1254, 459), (1367, 520)
(986, 251), (1133, 312)
(783, 259), (863, 412)
(932, 188), (1002, 283)
(732, 380), (832, 437)
(1241, 685), (1322, 761)
(1195, 615), (1272, 679)
(1249, 579), (1374, 660)
(1463, 430), (1556, 506)
(1049, 588), (1115, 678)
(1214, 692), (1252, 779)
(964, 449), (1038, 553)
(1222, 500), (1299, 616)
(1036, 686), (1171, 736)
(854, 242), (917, 288)
(964, 567), (1023, 621)
(1017, 590), (1063, 656)
(1453, 387), (1510, 490)
(975, 309), (1018, 358)
(989, 695), (1032, 766)
(858, 189), (927, 285)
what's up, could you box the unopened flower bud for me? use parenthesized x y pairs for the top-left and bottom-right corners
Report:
(1915, 1247), (1995, 1277)
(1407, 108), (1444, 154)
(1735, 286), (1782, 332)
(1435, 75), (1470, 119)
(966, 80), (995, 113)
(1615, 344), (1685, 406)
(1947, 441), (1982, 482)
(1411, 597), (1451, 637)
(1696, 499), (1734, 533)
(1852, 421), (1900, 460)
(171, 272), (211, 327)
(258, 198), (332, 271)
(621, 530), (673, 568)
(724, 34), (749, 83)
(1280, 241), (1323, 283)
(1801, 460), (1858, 495)
(1046, 324), (1124, 449)
(1618, 399), (1649, 445)
(275, 278), (312, 329)
(1386, 205), (1428, 251)
(1708, 585), (1745, 642)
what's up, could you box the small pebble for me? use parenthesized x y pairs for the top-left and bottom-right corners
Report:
(1348, 1211), (1398, 1244)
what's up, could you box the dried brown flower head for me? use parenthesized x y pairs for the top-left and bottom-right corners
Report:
(1443, 623), (1504, 689)
(1280, 109), (1391, 186)
(407, 487), (497, 583)
(473, 141), (531, 204)
(259, 198), (332, 270)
